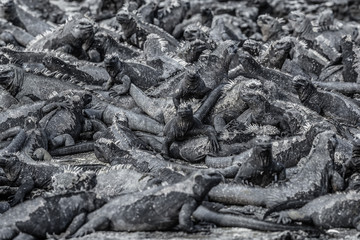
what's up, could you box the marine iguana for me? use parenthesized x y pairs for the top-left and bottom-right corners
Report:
(161, 105), (219, 160)
(208, 131), (343, 207)
(88, 31), (142, 62)
(83, 103), (164, 135)
(274, 191), (360, 230)
(0, 0), (53, 36)
(103, 53), (159, 90)
(172, 68), (210, 110)
(0, 64), (83, 103)
(257, 14), (286, 42)
(116, 8), (179, 50)
(27, 15), (94, 60)
(192, 205), (318, 233)
(293, 75), (360, 128)
(156, 0), (189, 34)
(0, 191), (105, 239)
(38, 90), (91, 149)
(72, 169), (223, 237)
(234, 142), (286, 187)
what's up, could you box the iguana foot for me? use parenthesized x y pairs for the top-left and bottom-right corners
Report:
(277, 211), (292, 224)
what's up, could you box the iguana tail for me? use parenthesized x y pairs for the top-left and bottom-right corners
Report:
(193, 205), (320, 233)
(263, 199), (311, 220)
(49, 142), (94, 156)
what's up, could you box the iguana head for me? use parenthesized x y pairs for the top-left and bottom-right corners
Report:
(176, 104), (193, 119)
(242, 39), (262, 56)
(293, 75), (316, 97)
(104, 54), (123, 77)
(238, 54), (261, 75)
(116, 9), (132, 24)
(183, 23), (208, 42)
(240, 90), (267, 108)
(257, 14), (284, 42)
(191, 169), (223, 201)
(184, 68), (200, 83)
(71, 18), (94, 42)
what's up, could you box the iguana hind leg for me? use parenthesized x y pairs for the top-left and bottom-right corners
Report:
(72, 216), (110, 238)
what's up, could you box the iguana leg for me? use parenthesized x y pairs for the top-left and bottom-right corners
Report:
(72, 216), (110, 238)
(63, 212), (87, 238)
(9, 177), (35, 206)
(51, 134), (75, 148)
(178, 198), (198, 232)
(0, 126), (21, 141)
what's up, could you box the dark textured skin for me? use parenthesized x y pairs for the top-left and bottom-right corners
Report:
(88, 31), (142, 62)
(0, 191), (105, 239)
(27, 17), (94, 60)
(172, 69), (210, 110)
(103, 54), (159, 90)
(240, 91), (291, 136)
(276, 191), (360, 230)
(208, 131), (342, 207)
(72, 169), (222, 237)
(28, 90), (90, 153)
(234, 143), (286, 187)
(161, 105), (219, 159)
(0, 154), (64, 206)
(293, 76), (360, 127)
(42, 54), (104, 86)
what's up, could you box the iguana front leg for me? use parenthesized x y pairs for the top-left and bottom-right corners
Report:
(61, 212), (87, 238)
(72, 216), (110, 238)
(177, 198), (198, 232)
(9, 176), (34, 206)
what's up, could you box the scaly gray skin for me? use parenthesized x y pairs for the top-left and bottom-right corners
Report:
(0, 0), (53, 36)
(93, 113), (148, 164)
(192, 205), (318, 232)
(103, 54), (160, 90)
(208, 131), (342, 208)
(257, 14), (286, 42)
(196, 40), (238, 89)
(234, 142), (286, 187)
(83, 103), (164, 135)
(41, 54), (106, 86)
(16, 0), (66, 24)
(143, 33), (186, 80)
(275, 191), (360, 230)
(88, 31), (142, 62)
(238, 54), (295, 93)
(0, 64), (83, 104)
(0, 19), (34, 47)
(72, 169), (223, 237)
(172, 68), (210, 110)
(38, 90), (92, 149)
(156, 0), (189, 34)
(0, 154), (86, 206)
(0, 86), (18, 110)
(0, 101), (45, 133)
(0, 191), (105, 239)
(27, 16), (94, 60)
(116, 8), (180, 51)
(293, 76), (360, 128)
(260, 37), (293, 69)
(161, 105), (219, 161)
